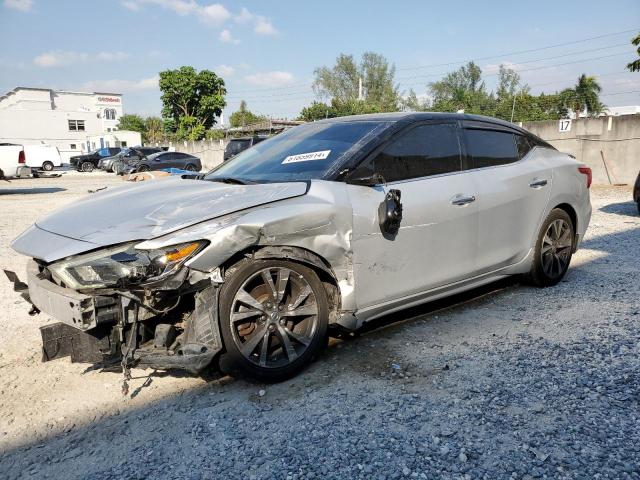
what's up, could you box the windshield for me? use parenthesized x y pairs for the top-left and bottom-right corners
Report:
(206, 121), (392, 183)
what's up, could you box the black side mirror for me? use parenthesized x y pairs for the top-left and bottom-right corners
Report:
(378, 189), (403, 238)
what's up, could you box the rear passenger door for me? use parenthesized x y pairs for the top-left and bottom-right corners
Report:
(347, 122), (480, 309)
(462, 123), (553, 273)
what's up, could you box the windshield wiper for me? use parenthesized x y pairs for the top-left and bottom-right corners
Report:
(205, 176), (251, 185)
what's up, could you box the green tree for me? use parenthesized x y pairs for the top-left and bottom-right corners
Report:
(429, 62), (494, 114)
(229, 100), (266, 127)
(627, 32), (640, 72)
(159, 66), (226, 140)
(298, 101), (336, 121)
(176, 115), (206, 141)
(116, 114), (146, 133)
(312, 52), (400, 110)
(144, 116), (164, 144)
(559, 74), (605, 117)
(401, 89), (429, 112)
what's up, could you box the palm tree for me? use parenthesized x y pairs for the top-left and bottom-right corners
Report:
(627, 33), (640, 72)
(560, 74), (605, 118)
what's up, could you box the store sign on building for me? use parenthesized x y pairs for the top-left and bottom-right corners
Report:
(97, 96), (121, 103)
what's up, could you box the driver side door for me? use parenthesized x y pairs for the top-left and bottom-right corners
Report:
(346, 122), (479, 313)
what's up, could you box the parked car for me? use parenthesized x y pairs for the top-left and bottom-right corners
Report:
(112, 147), (164, 174)
(10, 113), (592, 382)
(70, 147), (123, 172)
(224, 135), (268, 161)
(0, 144), (27, 179)
(23, 145), (62, 171)
(634, 170), (640, 215)
(122, 151), (201, 174)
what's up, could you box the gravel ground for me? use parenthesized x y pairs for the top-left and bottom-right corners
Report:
(0, 175), (639, 479)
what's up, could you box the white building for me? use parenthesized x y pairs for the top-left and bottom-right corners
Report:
(603, 105), (640, 117)
(0, 87), (141, 162)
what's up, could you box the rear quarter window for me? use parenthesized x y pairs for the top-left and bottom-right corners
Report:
(465, 129), (518, 168)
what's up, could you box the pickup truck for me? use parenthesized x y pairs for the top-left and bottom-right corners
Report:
(0, 144), (28, 179)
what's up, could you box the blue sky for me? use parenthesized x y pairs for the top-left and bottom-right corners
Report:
(1, 0), (639, 122)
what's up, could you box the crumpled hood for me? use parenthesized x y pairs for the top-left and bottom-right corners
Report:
(13, 177), (308, 261)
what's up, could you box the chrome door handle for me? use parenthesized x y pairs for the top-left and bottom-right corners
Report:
(450, 195), (476, 206)
(529, 179), (548, 188)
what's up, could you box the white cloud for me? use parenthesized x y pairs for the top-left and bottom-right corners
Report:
(216, 64), (234, 76)
(232, 7), (278, 35)
(234, 6), (253, 24)
(4, 0), (33, 12)
(33, 50), (130, 67)
(96, 51), (130, 61)
(33, 51), (88, 67)
(82, 76), (159, 92)
(121, 0), (140, 11)
(219, 29), (239, 44)
(254, 17), (277, 36)
(244, 71), (294, 87)
(199, 3), (230, 25)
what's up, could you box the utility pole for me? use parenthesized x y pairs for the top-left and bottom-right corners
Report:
(358, 77), (363, 101)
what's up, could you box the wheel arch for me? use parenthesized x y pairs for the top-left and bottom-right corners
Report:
(220, 245), (342, 323)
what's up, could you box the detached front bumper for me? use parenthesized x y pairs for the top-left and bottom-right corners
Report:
(26, 260), (118, 331)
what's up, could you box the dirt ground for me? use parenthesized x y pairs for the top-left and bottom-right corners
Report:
(0, 173), (638, 479)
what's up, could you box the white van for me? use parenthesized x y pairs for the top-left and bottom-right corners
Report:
(23, 145), (62, 171)
(0, 144), (27, 179)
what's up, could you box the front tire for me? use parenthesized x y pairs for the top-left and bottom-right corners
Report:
(527, 208), (575, 287)
(136, 165), (149, 172)
(80, 161), (94, 172)
(219, 259), (329, 382)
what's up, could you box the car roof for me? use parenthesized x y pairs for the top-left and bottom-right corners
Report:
(318, 111), (530, 133)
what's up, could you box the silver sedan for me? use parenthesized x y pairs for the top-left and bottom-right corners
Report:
(10, 113), (592, 381)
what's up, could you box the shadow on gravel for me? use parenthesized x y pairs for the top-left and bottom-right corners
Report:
(0, 187), (66, 195)
(598, 200), (639, 217)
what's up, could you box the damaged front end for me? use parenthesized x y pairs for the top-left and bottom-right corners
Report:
(6, 240), (225, 383)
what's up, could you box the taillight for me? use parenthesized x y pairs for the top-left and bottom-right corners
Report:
(18, 150), (25, 164)
(578, 166), (592, 188)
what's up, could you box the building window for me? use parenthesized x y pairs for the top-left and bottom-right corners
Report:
(121, 141), (127, 147)
(70, 144), (77, 149)
(68, 120), (85, 131)
(104, 108), (117, 120)
(91, 142), (96, 150)
(107, 128), (112, 132)
(105, 140), (110, 147)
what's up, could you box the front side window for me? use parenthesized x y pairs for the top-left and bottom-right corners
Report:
(465, 129), (518, 169)
(207, 121), (393, 183)
(359, 123), (462, 183)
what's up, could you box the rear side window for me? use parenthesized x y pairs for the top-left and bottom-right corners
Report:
(515, 135), (534, 159)
(370, 123), (461, 182)
(465, 129), (518, 168)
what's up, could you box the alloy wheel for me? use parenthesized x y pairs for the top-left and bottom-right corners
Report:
(541, 219), (572, 277)
(229, 267), (319, 369)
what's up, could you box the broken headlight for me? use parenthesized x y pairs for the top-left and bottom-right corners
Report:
(48, 241), (207, 290)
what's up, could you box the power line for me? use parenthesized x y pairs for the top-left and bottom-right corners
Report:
(396, 28), (638, 72)
(226, 27), (638, 95)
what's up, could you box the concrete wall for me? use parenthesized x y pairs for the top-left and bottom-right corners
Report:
(523, 115), (640, 185)
(169, 139), (225, 171)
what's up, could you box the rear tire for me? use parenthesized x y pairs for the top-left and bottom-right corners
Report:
(184, 163), (197, 172)
(80, 161), (94, 172)
(42, 161), (54, 171)
(526, 208), (575, 287)
(136, 165), (149, 172)
(219, 259), (329, 382)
